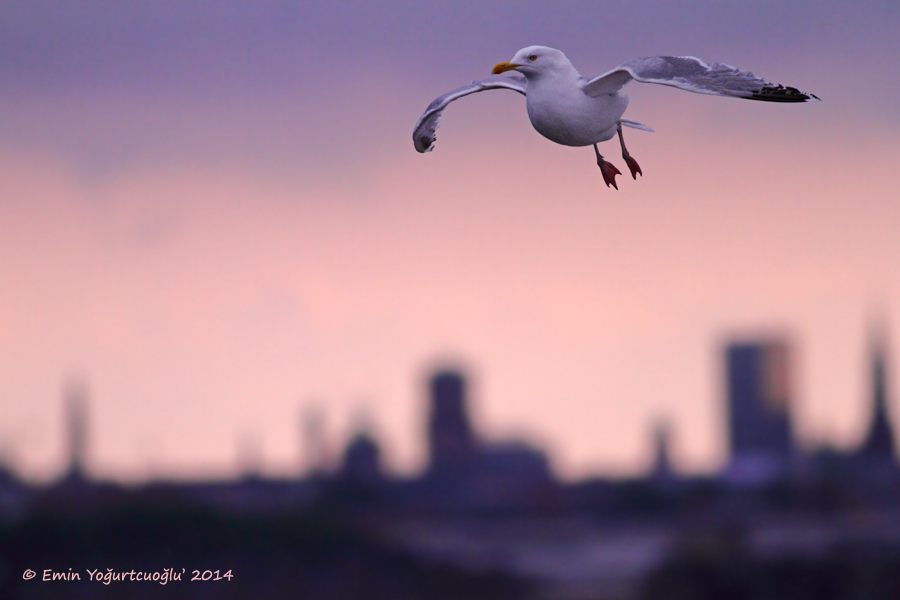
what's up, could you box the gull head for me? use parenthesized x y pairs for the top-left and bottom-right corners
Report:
(492, 46), (574, 77)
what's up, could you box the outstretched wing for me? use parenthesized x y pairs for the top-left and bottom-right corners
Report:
(583, 56), (819, 103)
(413, 75), (527, 153)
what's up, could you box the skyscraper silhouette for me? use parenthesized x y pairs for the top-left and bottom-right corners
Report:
(427, 370), (476, 476)
(725, 339), (794, 480)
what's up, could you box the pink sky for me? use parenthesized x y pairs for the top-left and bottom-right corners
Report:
(1, 2), (898, 482)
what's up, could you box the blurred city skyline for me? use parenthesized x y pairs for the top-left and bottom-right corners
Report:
(4, 333), (900, 599)
(1, 321), (896, 487)
(1, 1), (899, 483)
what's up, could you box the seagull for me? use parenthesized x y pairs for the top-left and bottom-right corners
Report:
(413, 46), (819, 189)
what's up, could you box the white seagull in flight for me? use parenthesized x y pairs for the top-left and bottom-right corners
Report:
(413, 46), (819, 189)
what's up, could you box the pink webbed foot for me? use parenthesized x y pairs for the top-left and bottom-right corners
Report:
(598, 158), (621, 190)
(624, 154), (642, 179)
(593, 144), (621, 190)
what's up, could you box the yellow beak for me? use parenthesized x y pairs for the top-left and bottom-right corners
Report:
(492, 61), (519, 75)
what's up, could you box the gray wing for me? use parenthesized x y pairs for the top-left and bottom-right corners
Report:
(583, 56), (819, 103)
(413, 75), (526, 153)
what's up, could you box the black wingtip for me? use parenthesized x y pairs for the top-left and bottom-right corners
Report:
(414, 134), (435, 153)
(747, 84), (820, 103)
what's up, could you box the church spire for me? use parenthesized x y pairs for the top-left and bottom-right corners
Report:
(651, 417), (674, 481)
(63, 378), (89, 481)
(858, 321), (895, 460)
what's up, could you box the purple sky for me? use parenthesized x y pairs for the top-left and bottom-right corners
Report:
(1, 1), (899, 482)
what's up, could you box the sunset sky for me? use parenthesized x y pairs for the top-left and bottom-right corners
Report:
(1, 1), (899, 483)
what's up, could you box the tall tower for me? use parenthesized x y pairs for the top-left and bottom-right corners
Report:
(650, 418), (674, 480)
(725, 338), (794, 479)
(427, 369), (476, 476)
(301, 406), (329, 475)
(858, 326), (895, 460)
(64, 380), (89, 480)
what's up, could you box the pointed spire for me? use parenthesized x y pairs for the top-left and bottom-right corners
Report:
(63, 377), (89, 481)
(651, 418), (674, 480)
(302, 404), (330, 476)
(858, 318), (895, 460)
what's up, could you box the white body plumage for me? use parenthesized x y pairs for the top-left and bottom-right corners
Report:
(517, 47), (630, 146)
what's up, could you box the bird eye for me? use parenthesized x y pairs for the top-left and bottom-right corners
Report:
(528, 54), (537, 61)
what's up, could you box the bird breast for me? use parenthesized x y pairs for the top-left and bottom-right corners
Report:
(525, 81), (628, 147)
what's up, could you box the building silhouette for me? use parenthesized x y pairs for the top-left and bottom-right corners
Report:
(857, 324), (896, 462)
(63, 379), (89, 481)
(340, 430), (383, 484)
(650, 418), (674, 481)
(302, 406), (329, 475)
(725, 339), (794, 482)
(421, 367), (553, 510)
(427, 370), (476, 476)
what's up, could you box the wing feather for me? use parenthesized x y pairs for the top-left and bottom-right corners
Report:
(413, 75), (527, 153)
(584, 56), (819, 103)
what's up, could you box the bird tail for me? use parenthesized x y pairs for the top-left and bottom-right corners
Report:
(619, 118), (654, 133)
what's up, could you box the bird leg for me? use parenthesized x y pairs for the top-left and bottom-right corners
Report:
(617, 123), (642, 179)
(593, 144), (621, 190)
